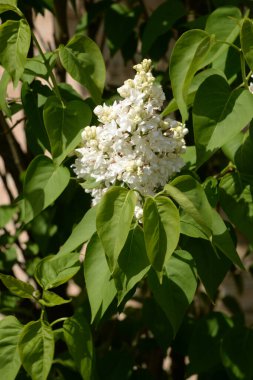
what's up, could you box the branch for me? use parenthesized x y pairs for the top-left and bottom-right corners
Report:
(0, 111), (29, 193)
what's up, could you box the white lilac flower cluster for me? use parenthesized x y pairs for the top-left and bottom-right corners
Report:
(73, 59), (188, 218)
(249, 75), (253, 93)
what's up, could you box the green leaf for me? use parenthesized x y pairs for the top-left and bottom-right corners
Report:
(35, 251), (81, 290)
(105, 3), (140, 55)
(221, 326), (253, 380)
(0, 70), (11, 116)
(143, 196), (180, 274)
(193, 74), (253, 167)
(0, 2), (22, 16)
(22, 155), (70, 223)
(141, 0), (185, 55)
(164, 175), (213, 239)
(211, 208), (243, 269)
(18, 320), (54, 380)
(84, 233), (117, 322)
(43, 96), (91, 164)
(63, 314), (94, 379)
(222, 131), (245, 162)
(148, 250), (197, 336)
(114, 226), (150, 304)
(0, 204), (17, 228)
(0, 273), (35, 299)
(241, 18), (253, 71)
(180, 205), (243, 269)
(24, 53), (56, 81)
(205, 6), (241, 62)
(170, 29), (213, 121)
(180, 211), (207, 240)
(188, 312), (233, 375)
(96, 187), (137, 273)
(58, 206), (97, 255)
(219, 172), (253, 244)
(39, 290), (71, 307)
(185, 238), (231, 299)
(21, 81), (51, 155)
(234, 128), (253, 176)
(59, 34), (106, 103)
(162, 68), (226, 117)
(0, 19), (31, 86)
(0, 316), (23, 380)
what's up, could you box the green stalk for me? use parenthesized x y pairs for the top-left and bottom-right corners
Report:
(30, 30), (63, 103)
(240, 52), (249, 89)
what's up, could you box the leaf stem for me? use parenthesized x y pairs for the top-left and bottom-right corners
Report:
(30, 30), (63, 103)
(50, 317), (68, 328)
(240, 52), (249, 89)
(216, 39), (241, 53)
(40, 307), (46, 321)
(215, 162), (235, 179)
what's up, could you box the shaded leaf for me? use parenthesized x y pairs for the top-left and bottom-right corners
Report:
(219, 172), (253, 244)
(142, 0), (185, 55)
(148, 250), (197, 335)
(188, 312), (233, 375)
(43, 96), (91, 164)
(241, 18), (253, 71)
(63, 314), (94, 379)
(58, 206), (97, 255)
(105, 3), (140, 55)
(115, 226), (150, 304)
(221, 326), (253, 380)
(185, 238), (231, 299)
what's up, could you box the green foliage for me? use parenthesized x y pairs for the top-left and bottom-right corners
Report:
(96, 187), (137, 273)
(141, 0), (185, 56)
(0, 316), (23, 380)
(170, 29), (214, 121)
(148, 250), (197, 336)
(115, 225), (150, 304)
(63, 314), (94, 379)
(0, 273), (35, 299)
(0, 19), (31, 86)
(84, 232), (117, 322)
(1, 1), (253, 379)
(18, 320), (54, 380)
(22, 155), (70, 223)
(193, 74), (253, 166)
(35, 251), (80, 290)
(59, 34), (106, 103)
(143, 196), (180, 275)
(43, 96), (92, 164)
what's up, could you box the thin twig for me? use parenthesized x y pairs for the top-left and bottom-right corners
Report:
(0, 117), (26, 136)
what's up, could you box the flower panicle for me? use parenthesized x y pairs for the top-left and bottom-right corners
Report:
(73, 59), (188, 218)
